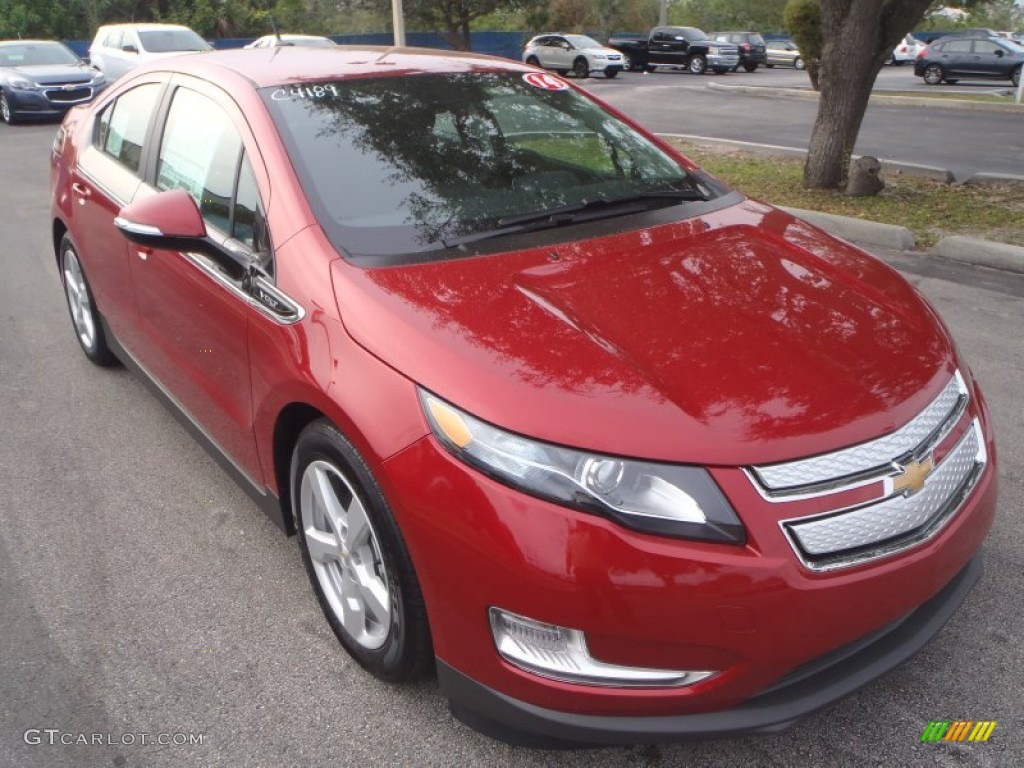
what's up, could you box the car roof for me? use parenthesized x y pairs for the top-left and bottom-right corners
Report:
(98, 23), (193, 31)
(0, 39), (65, 46)
(137, 45), (531, 89)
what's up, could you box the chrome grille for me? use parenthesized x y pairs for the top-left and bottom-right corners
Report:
(43, 85), (92, 104)
(782, 419), (986, 571)
(751, 372), (967, 497)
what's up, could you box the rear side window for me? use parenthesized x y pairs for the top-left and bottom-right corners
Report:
(104, 30), (123, 49)
(944, 40), (973, 53)
(156, 87), (242, 235)
(99, 83), (161, 172)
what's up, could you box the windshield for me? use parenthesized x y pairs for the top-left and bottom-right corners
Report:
(262, 72), (720, 261)
(1001, 39), (1024, 53)
(0, 43), (80, 67)
(564, 35), (602, 49)
(749, 35), (766, 45)
(138, 29), (210, 53)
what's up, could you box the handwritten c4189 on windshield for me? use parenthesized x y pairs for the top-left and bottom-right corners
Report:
(270, 84), (339, 102)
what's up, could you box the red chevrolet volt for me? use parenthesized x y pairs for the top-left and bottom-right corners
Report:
(49, 47), (997, 745)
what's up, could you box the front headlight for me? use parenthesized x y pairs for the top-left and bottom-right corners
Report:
(9, 77), (36, 90)
(89, 71), (106, 86)
(420, 390), (745, 544)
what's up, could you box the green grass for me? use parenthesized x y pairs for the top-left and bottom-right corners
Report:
(875, 90), (1019, 103)
(668, 140), (1024, 248)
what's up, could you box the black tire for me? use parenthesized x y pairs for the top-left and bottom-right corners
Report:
(743, 62), (757, 72)
(0, 91), (17, 125)
(645, 64), (658, 73)
(292, 420), (432, 682)
(944, 78), (959, 84)
(621, 53), (632, 71)
(731, 65), (739, 73)
(765, 62), (774, 68)
(58, 235), (117, 366)
(525, 55), (540, 67)
(688, 55), (707, 75)
(922, 63), (944, 85)
(1013, 65), (1021, 88)
(713, 67), (729, 74)
(794, 57), (805, 70)
(572, 57), (589, 78)
(605, 69), (618, 79)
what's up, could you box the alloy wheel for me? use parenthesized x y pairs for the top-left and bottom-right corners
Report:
(923, 64), (943, 85)
(300, 459), (391, 651)
(62, 246), (97, 350)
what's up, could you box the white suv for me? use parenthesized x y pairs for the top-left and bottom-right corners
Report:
(88, 23), (211, 81)
(523, 34), (625, 79)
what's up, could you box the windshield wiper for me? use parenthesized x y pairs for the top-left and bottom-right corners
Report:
(440, 189), (708, 250)
(496, 189), (709, 228)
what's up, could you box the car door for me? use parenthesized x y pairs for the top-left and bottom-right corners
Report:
(127, 77), (266, 484)
(71, 79), (165, 352)
(548, 36), (572, 71)
(971, 39), (1007, 76)
(937, 39), (973, 76)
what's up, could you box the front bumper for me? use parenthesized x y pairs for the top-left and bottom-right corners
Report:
(5, 84), (101, 118)
(440, 554), (983, 745)
(708, 54), (740, 68)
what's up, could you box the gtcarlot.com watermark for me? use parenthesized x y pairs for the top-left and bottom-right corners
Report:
(24, 729), (205, 747)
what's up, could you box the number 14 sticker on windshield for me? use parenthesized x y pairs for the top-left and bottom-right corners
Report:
(523, 72), (569, 91)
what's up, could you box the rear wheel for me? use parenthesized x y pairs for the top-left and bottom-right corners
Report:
(923, 63), (944, 85)
(765, 62), (775, 68)
(293, 420), (432, 682)
(794, 57), (805, 70)
(573, 57), (589, 78)
(688, 55), (707, 75)
(59, 235), (117, 366)
(525, 55), (540, 67)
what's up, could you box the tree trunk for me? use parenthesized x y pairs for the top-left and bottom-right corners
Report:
(802, 0), (935, 189)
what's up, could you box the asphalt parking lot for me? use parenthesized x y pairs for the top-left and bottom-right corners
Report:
(1, 118), (1022, 768)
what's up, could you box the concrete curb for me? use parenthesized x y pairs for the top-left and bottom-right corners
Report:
(930, 236), (1024, 275)
(657, 133), (973, 182)
(781, 207), (917, 251)
(705, 81), (1024, 114)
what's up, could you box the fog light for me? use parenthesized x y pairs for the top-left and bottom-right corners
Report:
(489, 608), (715, 688)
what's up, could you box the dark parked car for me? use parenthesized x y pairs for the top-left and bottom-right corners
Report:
(765, 39), (805, 69)
(51, 46), (997, 746)
(915, 35), (1023, 86)
(710, 31), (767, 71)
(0, 40), (106, 124)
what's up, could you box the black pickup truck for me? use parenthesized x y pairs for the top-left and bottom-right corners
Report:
(607, 27), (740, 74)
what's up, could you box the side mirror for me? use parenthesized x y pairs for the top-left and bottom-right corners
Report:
(994, 48), (1004, 57)
(122, 43), (138, 54)
(114, 188), (208, 252)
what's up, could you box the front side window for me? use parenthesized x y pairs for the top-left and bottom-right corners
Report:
(972, 40), (1002, 55)
(262, 72), (723, 262)
(137, 29), (209, 53)
(156, 87), (242, 235)
(101, 83), (161, 172)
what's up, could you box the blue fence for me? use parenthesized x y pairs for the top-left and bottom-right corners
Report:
(65, 31), (528, 63)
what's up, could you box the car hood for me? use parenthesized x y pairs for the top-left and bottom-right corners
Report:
(331, 200), (956, 466)
(583, 46), (624, 57)
(7, 64), (95, 84)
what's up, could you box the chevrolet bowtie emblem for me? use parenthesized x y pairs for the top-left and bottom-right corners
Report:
(892, 456), (935, 496)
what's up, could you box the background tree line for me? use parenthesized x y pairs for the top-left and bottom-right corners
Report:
(2, 0), (1019, 43)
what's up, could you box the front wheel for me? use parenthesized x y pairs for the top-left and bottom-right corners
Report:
(59, 235), (117, 366)
(293, 420), (432, 682)
(688, 55), (707, 75)
(922, 64), (944, 85)
(605, 69), (618, 79)
(572, 57), (589, 78)
(0, 91), (16, 125)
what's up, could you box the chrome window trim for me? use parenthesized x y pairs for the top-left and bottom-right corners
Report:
(76, 165), (127, 208)
(748, 372), (968, 502)
(778, 419), (987, 572)
(181, 251), (305, 326)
